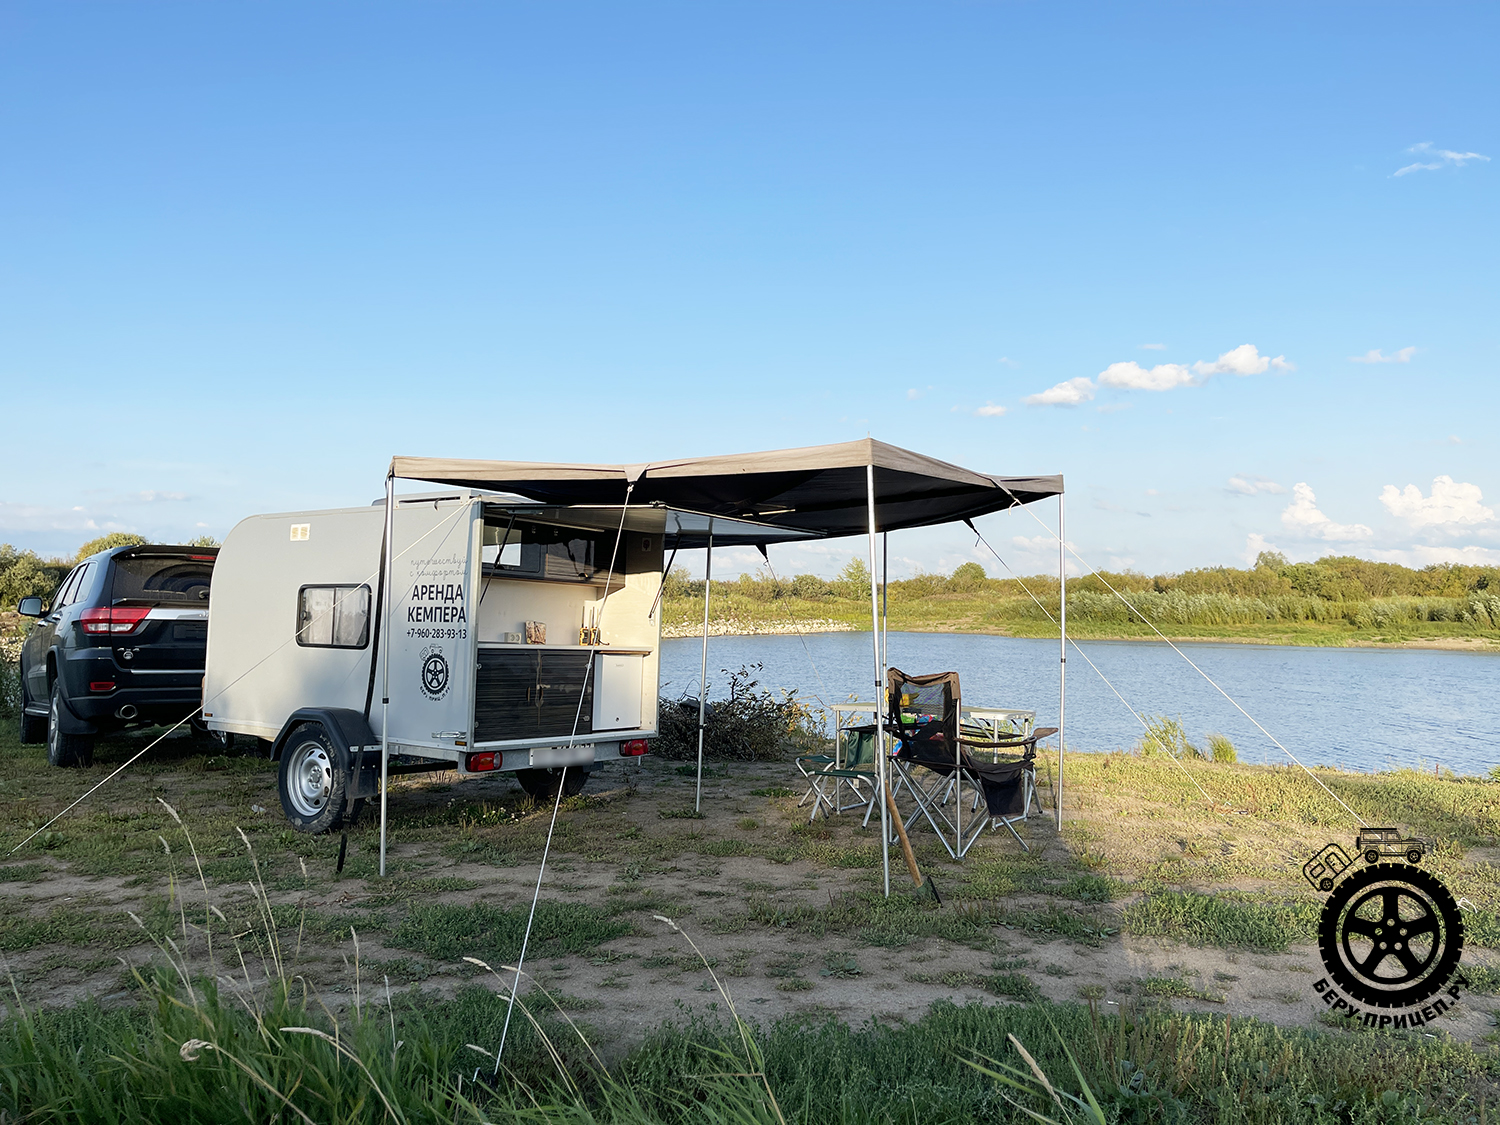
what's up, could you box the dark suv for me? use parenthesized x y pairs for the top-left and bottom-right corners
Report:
(17, 545), (218, 766)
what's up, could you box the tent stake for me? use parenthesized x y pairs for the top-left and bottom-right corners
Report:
(867, 465), (890, 898)
(695, 519), (714, 814)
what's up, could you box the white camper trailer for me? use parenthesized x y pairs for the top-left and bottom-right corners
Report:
(204, 492), (685, 833)
(201, 441), (1064, 887)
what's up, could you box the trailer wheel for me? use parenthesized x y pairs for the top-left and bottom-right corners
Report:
(278, 724), (353, 834)
(516, 767), (590, 800)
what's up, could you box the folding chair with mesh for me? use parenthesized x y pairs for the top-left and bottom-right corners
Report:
(885, 668), (1054, 857)
(805, 723), (881, 823)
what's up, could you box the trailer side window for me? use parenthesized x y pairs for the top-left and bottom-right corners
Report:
(297, 585), (371, 648)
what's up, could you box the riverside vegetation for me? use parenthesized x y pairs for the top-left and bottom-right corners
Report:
(660, 552), (1500, 647)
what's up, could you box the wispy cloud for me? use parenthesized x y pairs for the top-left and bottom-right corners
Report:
(1226, 475), (1286, 496)
(1394, 142), (1490, 177)
(1379, 475), (1494, 528)
(974, 402), (1008, 417)
(1023, 377), (1095, 406)
(1098, 361), (1197, 391)
(1349, 346), (1416, 364)
(1139, 343), (1167, 350)
(997, 356), (1019, 367)
(1280, 483), (1372, 541)
(907, 388), (922, 400)
(1192, 344), (1294, 377)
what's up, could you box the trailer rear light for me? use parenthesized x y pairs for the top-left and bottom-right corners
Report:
(80, 606), (152, 635)
(89, 681), (116, 693)
(467, 752), (497, 772)
(620, 739), (649, 757)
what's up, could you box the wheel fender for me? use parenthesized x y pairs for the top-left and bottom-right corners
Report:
(272, 709), (381, 799)
(49, 662), (100, 736)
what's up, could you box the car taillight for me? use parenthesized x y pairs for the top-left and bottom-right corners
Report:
(89, 681), (116, 692)
(467, 751), (497, 772)
(620, 739), (649, 757)
(80, 606), (152, 635)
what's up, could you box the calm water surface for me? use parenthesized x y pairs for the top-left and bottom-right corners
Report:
(660, 631), (1500, 777)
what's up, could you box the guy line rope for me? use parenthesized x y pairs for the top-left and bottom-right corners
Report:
(989, 490), (1370, 828)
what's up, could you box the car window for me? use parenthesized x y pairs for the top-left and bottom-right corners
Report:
(63, 563), (92, 607)
(51, 566), (84, 610)
(109, 555), (214, 604)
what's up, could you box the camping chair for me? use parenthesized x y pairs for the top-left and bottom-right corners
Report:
(804, 723), (881, 823)
(885, 668), (1054, 857)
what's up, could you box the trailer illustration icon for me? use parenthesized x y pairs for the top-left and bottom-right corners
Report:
(1303, 843), (1353, 892)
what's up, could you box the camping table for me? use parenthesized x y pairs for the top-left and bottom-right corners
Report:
(831, 703), (1036, 760)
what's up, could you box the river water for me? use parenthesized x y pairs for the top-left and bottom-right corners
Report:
(659, 631), (1500, 777)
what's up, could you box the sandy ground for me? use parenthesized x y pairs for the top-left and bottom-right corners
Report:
(2, 751), (1494, 1058)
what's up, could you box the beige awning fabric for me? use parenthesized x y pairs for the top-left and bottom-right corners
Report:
(391, 438), (1061, 543)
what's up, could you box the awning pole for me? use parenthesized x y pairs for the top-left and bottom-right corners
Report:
(1057, 492), (1066, 831)
(379, 471), (395, 877)
(867, 465), (890, 898)
(695, 518), (714, 814)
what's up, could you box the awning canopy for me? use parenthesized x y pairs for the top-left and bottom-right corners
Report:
(393, 438), (1062, 546)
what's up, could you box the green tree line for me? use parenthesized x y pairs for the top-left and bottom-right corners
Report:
(0, 533), (217, 610)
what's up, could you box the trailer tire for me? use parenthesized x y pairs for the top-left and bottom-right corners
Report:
(278, 723), (354, 834)
(516, 767), (590, 801)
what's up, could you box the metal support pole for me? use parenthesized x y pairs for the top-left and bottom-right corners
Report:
(695, 519), (714, 814)
(1057, 492), (1066, 831)
(379, 471), (395, 877)
(867, 466), (890, 898)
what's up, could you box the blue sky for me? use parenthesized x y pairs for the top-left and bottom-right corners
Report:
(2, 2), (1495, 581)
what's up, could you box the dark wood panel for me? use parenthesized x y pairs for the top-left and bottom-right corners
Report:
(475, 649), (593, 741)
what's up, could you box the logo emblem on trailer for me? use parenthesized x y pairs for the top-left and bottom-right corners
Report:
(418, 645), (450, 701)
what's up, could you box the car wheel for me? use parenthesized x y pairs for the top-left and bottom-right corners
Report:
(17, 680), (47, 745)
(1364, 849), (1381, 864)
(1406, 848), (1423, 864)
(277, 724), (352, 834)
(516, 767), (590, 800)
(1319, 877), (1334, 892)
(46, 683), (95, 768)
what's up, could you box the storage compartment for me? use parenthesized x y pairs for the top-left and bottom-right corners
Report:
(592, 653), (644, 731)
(475, 648), (594, 740)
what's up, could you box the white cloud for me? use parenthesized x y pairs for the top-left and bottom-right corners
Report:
(1098, 361), (1197, 391)
(1379, 475), (1494, 528)
(1349, 347), (1417, 364)
(1139, 343), (1167, 350)
(1369, 544), (1500, 567)
(1192, 344), (1294, 377)
(997, 356), (1019, 367)
(1088, 343), (1293, 396)
(1243, 532), (1279, 564)
(1023, 377), (1095, 406)
(1227, 475), (1287, 496)
(907, 388), (922, 400)
(975, 402), (1008, 417)
(1393, 142), (1490, 177)
(1280, 483), (1373, 541)
(0, 501), (125, 535)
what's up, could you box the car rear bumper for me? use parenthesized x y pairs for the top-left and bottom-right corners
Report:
(58, 649), (202, 729)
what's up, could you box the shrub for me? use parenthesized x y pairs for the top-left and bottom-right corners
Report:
(946, 562), (987, 593)
(75, 532), (149, 560)
(651, 664), (824, 762)
(1136, 715), (1199, 759)
(1205, 733), (1238, 764)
